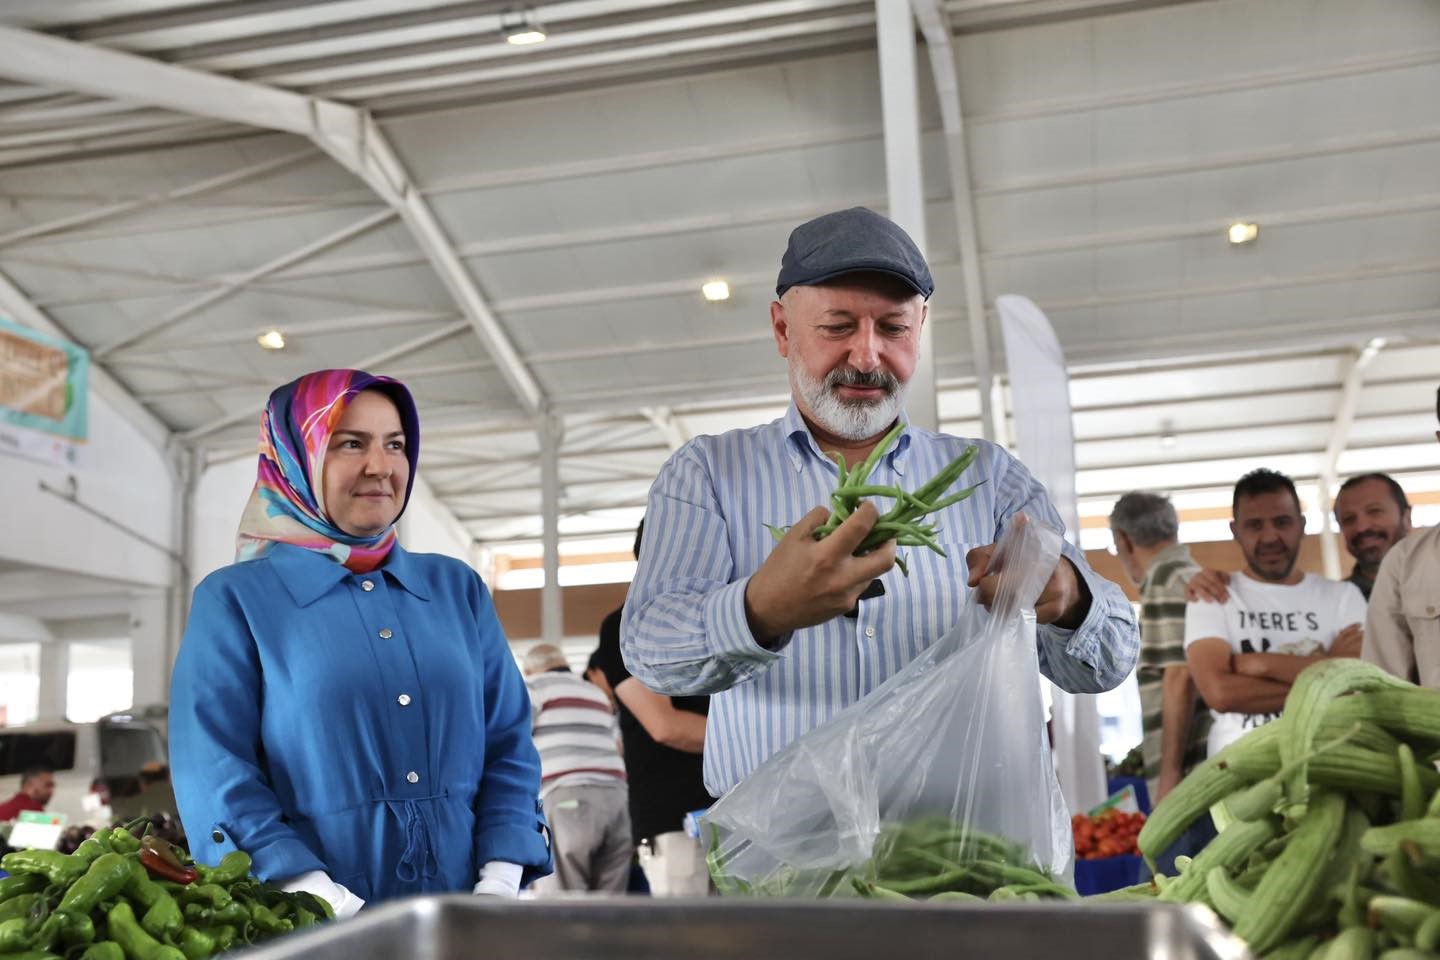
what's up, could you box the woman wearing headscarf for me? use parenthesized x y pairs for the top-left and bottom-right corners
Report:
(170, 369), (550, 915)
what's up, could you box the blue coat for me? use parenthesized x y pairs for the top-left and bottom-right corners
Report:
(170, 543), (551, 904)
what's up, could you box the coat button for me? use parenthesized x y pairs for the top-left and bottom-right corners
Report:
(406, 771), (419, 784)
(379, 628), (393, 639)
(212, 830), (224, 843)
(397, 694), (412, 706)
(362, 580), (375, 592)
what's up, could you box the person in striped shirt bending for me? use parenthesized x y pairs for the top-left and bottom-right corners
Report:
(523, 644), (631, 895)
(620, 207), (1140, 798)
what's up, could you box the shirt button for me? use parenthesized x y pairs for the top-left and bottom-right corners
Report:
(397, 694), (412, 706)
(211, 830), (224, 843)
(865, 627), (876, 638)
(406, 771), (419, 784)
(362, 580), (374, 592)
(379, 628), (393, 639)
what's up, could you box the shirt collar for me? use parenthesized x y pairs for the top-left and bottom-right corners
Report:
(1140, 541), (1194, 591)
(266, 541), (430, 607)
(781, 401), (914, 477)
(379, 542), (431, 601)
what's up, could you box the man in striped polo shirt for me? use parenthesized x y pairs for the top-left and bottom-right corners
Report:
(523, 644), (631, 895)
(1109, 492), (1209, 809)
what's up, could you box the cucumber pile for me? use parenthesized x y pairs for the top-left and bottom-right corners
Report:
(1138, 659), (1440, 959)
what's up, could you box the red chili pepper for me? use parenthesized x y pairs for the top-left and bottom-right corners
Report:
(139, 846), (198, 885)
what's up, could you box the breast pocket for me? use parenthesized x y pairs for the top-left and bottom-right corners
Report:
(1402, 599), (1440, 681)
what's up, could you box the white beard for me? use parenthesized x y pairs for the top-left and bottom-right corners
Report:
(790, 356), (909, 441)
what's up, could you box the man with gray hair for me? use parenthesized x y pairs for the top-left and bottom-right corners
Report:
(622, 207), (1139, 799)
(522, 643), (631, 895)
(1109, 493), (1208, 808)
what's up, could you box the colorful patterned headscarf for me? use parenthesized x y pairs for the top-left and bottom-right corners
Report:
(235, 369), (420, 573)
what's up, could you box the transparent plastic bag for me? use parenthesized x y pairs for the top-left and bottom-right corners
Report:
(703, 513), (1074, 898)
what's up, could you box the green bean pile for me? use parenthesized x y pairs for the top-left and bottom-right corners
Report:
(765, 422), (980, 576)
(708, 817), (1071, 901)
(855, 818), (1073, 902)
(0, 820), (330, 960)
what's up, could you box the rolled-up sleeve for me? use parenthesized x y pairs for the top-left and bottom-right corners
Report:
(1363, 544), (1416, 683)
(992, 453), (1139, 693)
(621, 446), (783, 696)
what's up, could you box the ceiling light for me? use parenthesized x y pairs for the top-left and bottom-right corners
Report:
(1227, 222), (1259, 245)
(501, 6), (546, 44)
(257, 329), (286, 351)
(701, 280), (731, 302)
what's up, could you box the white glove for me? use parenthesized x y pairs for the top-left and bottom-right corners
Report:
(472, 860), (522, 898)
(280, 870), (365, 919)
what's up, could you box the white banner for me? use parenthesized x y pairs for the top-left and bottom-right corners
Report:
(995, 293), (1107, 815)
(0, 421), (82, 467)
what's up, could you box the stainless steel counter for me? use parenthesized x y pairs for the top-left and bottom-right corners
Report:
(232, 895), (1251, 960)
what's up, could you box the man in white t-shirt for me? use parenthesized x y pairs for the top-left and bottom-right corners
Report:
(1185, 469), (1367, 756)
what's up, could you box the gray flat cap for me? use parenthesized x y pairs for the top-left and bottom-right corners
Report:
(775, 207), (934, 299)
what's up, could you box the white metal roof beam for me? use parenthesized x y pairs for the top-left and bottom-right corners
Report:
(911, 0), (994, 441)
(0, 146), (318, 249)
(639, 407), (689, 451)
(0, 23), (546, 417)
(93, 206), (397, 359)
(182, 319), (475, 443)
(265, 0), (870, 89)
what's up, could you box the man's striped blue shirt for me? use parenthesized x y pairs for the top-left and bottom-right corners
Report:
(620, 404), (1139, 797)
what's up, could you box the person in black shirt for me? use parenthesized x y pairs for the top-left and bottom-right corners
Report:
(589, 522), (713, 848)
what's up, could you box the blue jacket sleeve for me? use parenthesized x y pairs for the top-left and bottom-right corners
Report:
(469, 577), (553, 886)
(169, 578), (328, 880)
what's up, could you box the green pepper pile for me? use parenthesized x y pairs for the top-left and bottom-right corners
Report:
(0, 820), (332, 960)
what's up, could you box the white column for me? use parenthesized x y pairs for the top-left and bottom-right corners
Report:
(37, 639), (69, 721)
(876, 0), (937, 432)
(910, 0), (997, 441)
(538, 414), (564, 644)
(129, 591), (170, 708)
(1317, 479), (1342, 581)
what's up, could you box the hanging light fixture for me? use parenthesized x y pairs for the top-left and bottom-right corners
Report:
(1227, 221), (1259, 245)
(501, 5), (547, 45)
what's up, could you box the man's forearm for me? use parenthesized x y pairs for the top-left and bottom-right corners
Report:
(1159, 665), (1197, 779)
(1232, 653), (1328, 685)
(1200, 672), (1291, 715)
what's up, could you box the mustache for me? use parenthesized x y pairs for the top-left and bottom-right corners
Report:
(826, 367), (899, 393)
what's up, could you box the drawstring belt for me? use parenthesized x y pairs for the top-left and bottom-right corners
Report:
(394, 799), (440, 883)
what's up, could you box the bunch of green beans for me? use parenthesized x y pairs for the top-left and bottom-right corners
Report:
(765, 421), (980, 576)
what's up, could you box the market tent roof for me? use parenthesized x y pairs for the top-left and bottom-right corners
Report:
(0, 0), (1436, 562)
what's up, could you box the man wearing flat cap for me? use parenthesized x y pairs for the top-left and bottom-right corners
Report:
(621, 207), (1139, 797)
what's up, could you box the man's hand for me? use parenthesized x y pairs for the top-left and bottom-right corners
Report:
(744, 502), (897, 643)
(1328, 623), (1364, 659)
(1185, 569), (1232, 604)
(965, 545), (1090, 628)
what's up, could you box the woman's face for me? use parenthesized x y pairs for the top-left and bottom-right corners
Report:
(322, 390), (410, 538)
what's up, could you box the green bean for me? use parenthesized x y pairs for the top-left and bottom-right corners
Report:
(767, 424), (979, 577)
